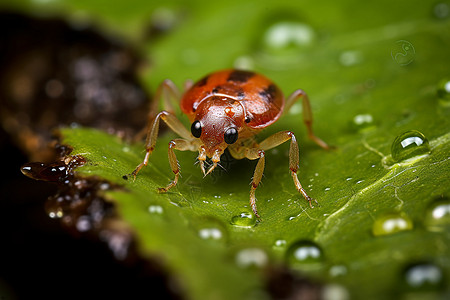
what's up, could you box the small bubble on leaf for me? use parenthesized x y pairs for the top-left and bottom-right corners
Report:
(231, 212), (257, 228)
(352, 114), (375, 132)
(286, 240), (324, 266)
(424, 197), (450, 232)
(235, 248), (268, 269)
(403, 263), (443, 289)
(437, 78), (450, 106)
(198, 228), (223, 241)
(372, 212), (413, 236)
(433, 2), (450, 19)
(329, 265), (348, 277)
(273, 239), (287, 250)
(148, 205), (164, 214)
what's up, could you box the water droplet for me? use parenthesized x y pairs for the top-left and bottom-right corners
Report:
(149, 7), (178, 34)
(286, 240), (323, 266)
(424, 197), (450, 232)
(372, 212), (413, 236)
(273, 239), (287, 250)
(148, 205), (164, 214)
(21, 161), (68, 182)
(194, 217), (227, 243)
(76, 215), (92, 232)
(329, 265), (348, 277)
(255, 13), (317, 69)
(403, 263), (443, 289)
(391, 130), (430, 162)
(231, 212), (256, 228)
(352, 114), (375, 132)
(48, 208), (64, 219)
(233, 55), (255, 70)
(235, 248), (268, 268)
(339, 50), (363, 66)
(263, 21), (315, 51)
(45, 195), (67, 219)
(433, 2), (450, 19)
(198, 227), (223, 240)
(437, 78), (450, 106)
(322, 283), (350, 300)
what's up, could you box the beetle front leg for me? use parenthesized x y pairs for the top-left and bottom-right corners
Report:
(131, 111), (192, 178)
(259, 131), (318, 209)
(158, 138), (195, 193)
(285, 89), (329, 150)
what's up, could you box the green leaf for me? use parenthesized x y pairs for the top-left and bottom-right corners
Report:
(14, 0), (450, 298)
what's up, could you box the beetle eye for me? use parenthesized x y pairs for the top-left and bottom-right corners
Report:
(224, 127), (238, 144)
(191, 121), (202, 138)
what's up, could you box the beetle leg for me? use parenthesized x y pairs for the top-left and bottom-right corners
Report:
(158, 138), (195, 193)
(134, 79), (181, 142)
(229, 146), (265, 217)
(150, 79), (181, 115)
(131, 110), (193, 178)
(259, 131), (319, 209)
(285, 89), (329, 150)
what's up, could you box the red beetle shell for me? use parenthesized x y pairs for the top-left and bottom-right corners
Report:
(180, 69), (285, 129)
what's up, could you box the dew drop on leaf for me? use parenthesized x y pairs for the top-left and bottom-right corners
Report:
(286, 240), (324, 266)
(272, 239), (287, 250)
(231, 212), (257, 228)
(424, 197), (450, 232)
(403, 263), (443, 289)
(198, 227), (223, 241)
(194, 217), (227, 243)
(437, 78), (450, 106)
(433, 2), (450, 19)
(148, 205), (164, 214)
(322, 283), (350, 300)
(255, 12), (317, 69)
(391, 130), (430, 162)
(235, 248), (268, 269)
(351, 113), (375, 132)
(339, 50), (363, 67)
(372, 212), (413, 236)
(329, 264), (348, 277)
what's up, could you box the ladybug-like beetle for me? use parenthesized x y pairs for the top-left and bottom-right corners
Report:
(131, 69), (329, 217)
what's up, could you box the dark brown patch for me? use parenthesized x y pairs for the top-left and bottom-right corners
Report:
(237, 90), (245, 100)
(212, 86), (220, 94)
(259, 84), (278, 103)
(227, 70), (255, 83)
(196, 75), (209, 87)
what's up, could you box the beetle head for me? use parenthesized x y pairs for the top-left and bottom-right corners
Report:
(191, 97), (245, 157)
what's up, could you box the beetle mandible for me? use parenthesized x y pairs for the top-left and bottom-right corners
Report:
(131, 69), (329, 217)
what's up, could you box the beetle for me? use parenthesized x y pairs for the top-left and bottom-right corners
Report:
(131, 69), (329, 217)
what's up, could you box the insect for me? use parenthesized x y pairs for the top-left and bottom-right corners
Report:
(131, 69), (329, 217)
